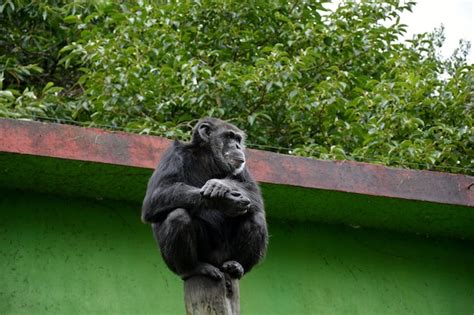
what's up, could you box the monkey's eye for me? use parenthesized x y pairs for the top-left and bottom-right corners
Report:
(226, 132), (242, 144)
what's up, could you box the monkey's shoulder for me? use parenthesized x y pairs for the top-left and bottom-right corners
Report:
(159, 140), (187, 164)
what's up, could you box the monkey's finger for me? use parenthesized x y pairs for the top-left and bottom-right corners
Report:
(217, 188), (227, 198)
(218, 186), (230, 197)
(210, 187), (221, 198)
(203, 184), (215, 197)
(209, 268), (224, 280)
(200, 184), (212, 196)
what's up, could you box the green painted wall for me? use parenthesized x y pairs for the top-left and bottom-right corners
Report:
(1, 189), (473, 314)
(1, 153), (473, 240)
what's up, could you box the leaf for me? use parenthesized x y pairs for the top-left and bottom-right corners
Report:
(64, 15), (80, 24)
(42, 82), (55, 93)
(289, 89), (298, 99)
(0, 90), (14, 99)
(248, 114), (256, 126)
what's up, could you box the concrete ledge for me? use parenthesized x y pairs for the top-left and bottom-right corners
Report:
(1, 118), (472, 207)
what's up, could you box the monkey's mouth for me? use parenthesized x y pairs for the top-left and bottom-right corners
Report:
(231, 158), (245, 168)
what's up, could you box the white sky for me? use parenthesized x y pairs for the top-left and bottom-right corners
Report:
(325, 0), (474, 64)
(400, 0), (473, 63)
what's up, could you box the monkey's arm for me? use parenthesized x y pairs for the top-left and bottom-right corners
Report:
(142, 182), (205, 223)
(141, 146), (207, 223)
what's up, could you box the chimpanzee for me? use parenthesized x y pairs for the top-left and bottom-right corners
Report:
(142, 117), (268, 280)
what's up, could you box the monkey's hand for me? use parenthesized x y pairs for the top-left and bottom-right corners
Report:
(200, 179), (231, 198)
(200, 179), (250, 216)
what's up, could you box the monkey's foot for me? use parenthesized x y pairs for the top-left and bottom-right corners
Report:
(181, 263), (224, 281)
(225, 191), (250, 214)
(221, 261), (244, 279)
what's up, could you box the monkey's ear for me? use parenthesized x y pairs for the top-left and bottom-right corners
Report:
(197, 122), (211, 142)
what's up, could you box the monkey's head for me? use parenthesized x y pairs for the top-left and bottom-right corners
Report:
(192, 118), (247, 175)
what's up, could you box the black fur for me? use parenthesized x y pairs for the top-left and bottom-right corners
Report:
(142, 118), (268, 280)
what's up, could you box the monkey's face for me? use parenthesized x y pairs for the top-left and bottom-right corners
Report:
(214, 128), (246, 175)
(194, 118), (247, 175)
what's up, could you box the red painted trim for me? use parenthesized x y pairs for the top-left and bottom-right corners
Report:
(0, 119), (171, 169)
(1, 119), (473, 207)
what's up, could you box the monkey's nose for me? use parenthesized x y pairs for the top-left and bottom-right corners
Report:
(232, 158), (244, 167)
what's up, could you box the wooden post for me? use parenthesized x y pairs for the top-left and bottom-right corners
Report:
(184, 274), (240, 315)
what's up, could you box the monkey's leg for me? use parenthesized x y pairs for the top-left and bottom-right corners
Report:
(230, 212), (268, 275)
(153, 208), (223, 280)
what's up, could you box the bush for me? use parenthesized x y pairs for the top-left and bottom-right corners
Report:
(1, 0), (472, 174)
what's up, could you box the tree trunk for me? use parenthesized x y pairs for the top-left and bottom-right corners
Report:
(184, 274), (240, 315)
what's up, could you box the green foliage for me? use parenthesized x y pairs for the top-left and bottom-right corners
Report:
(1, 0), (472, 174)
